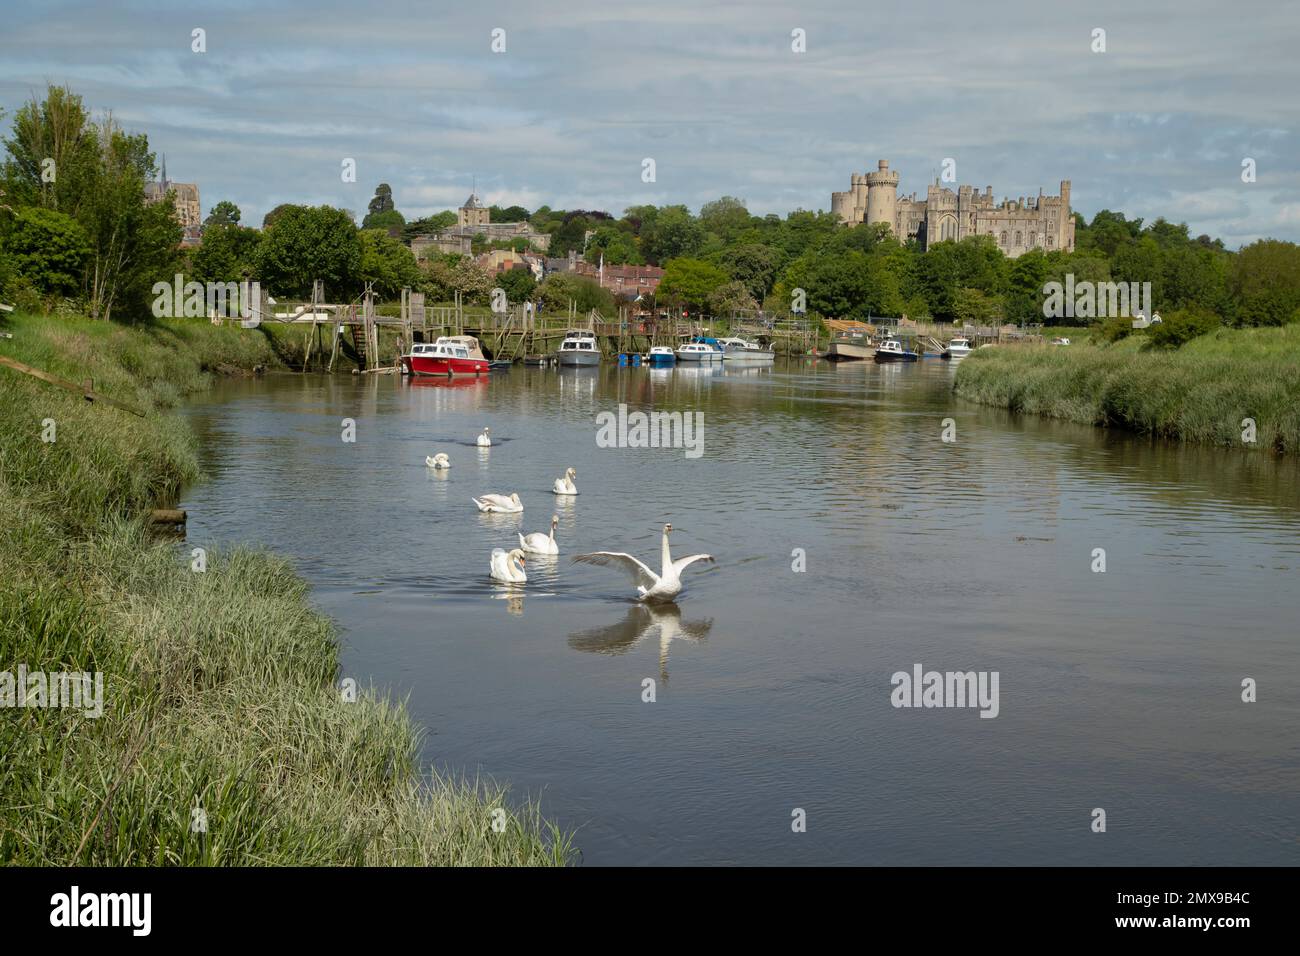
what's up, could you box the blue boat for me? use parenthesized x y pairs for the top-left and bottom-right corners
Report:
(647, 346), (676, 366)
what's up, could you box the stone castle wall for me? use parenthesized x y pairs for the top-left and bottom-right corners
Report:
(832, 160), (1074, 257)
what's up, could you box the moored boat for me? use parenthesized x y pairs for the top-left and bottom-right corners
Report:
(676, 337), (724, 362)
(647, 345), (677, 366)
(942, 336), (973, 360)
(717, 336), (775, 363)
(826, 327), (875, 361)
(874, 338), (919, 363)
(401, 336), (490, 376)
(556, 330), (601, 366)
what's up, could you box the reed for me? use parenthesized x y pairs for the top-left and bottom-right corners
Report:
(952, 325), (1300, 453)
(0, 312), (572, 865)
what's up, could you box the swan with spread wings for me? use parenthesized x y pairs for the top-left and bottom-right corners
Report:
(572, 523), (713, 603)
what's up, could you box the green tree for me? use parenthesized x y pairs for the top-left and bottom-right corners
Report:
(1004, 249), (1051, 326)
(718, 242), (784, 300)
(204, 200), (241, 227)
(534, 273), (614, 315)
(488, 204), (530, 222)
(1110, 237), (1165, 309)
(358, 228), (420, 298)
(642, 206), (704, 264)
(585, 224), (643, 265)
(699, 196), (751, 243)
(1228, 239), (1300, 326)
(916, 236), (1005, 320)
(256, 205), (361, 299)
(1, 206), (90, 295)
(953, 287), (1002, 326)
(707, 279), (758, 317)
(401, 210), (456, 243)
(81, 120), (182, 321)
(362, 183), (405, 231)
(496, 267), (537, 304)
(0, 85), (98, 216)
(658, 258), (729, 313)
(192, 223), (261, 283)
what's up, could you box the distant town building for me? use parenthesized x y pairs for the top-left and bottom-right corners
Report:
(457, 192), (490, 228)
(573, 260), (664, 298)
(831, 160), (1074, 257)
(144, 157), (202, 246)
(411, 192), (551, 260)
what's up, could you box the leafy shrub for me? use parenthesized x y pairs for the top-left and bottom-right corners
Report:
(1096, 316), (1133, 342)
(1146, 307), (1221, 349)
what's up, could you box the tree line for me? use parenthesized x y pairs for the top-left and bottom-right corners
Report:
(3, 85), (1298, 331)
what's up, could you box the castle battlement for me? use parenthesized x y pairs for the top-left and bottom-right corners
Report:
(832, 161), (1074, 257)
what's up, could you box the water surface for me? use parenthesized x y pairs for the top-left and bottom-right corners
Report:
(181, 358), (1300, 865)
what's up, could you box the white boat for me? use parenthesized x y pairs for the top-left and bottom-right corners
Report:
(826, 327), (875, 361)
(647, 346), (676, 366)
(556, 330), (601, 366)
(675, 340), (724, 362)
(943, 336), (973, 360)
(717, 336), (775, 363)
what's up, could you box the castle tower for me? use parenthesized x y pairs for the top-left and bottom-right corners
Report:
(865, 160), (900, 234)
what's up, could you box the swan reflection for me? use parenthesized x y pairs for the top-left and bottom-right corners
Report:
(568, 603), (713, 683)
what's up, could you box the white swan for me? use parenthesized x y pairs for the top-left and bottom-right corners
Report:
(573, 523), (713, 603)
(471, 493), (523, 513)
(425, 453), (450, 469)
(477, 427), (492, 447)
(489, 548), (527, 583)
(552, 467), (578, 495)
(519, 515), (559, 555)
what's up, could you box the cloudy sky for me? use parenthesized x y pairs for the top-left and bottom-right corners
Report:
(2, 0), (1296, 246)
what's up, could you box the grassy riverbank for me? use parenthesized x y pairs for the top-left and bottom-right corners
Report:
(952, 325), (1300, 453)
(0, 313), (571, 865)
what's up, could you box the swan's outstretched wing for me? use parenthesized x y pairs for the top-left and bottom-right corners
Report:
(573, 551), (659, 589)
(672, 553), (714, 576)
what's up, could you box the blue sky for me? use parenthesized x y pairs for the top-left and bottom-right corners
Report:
(2, 0), (1296, 246)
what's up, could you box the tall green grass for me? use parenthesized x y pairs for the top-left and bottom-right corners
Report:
(1, 313), (572, 865)
(952, 325), (1300, 453)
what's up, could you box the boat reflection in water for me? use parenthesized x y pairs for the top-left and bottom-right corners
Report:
(568, 603), (713, 683)
(406, 375), (489, 390)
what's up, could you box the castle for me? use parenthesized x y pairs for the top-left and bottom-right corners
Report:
(411, 191), (551, 259)
(831, 160), (1074, 257)
(144, 156), (201, 246)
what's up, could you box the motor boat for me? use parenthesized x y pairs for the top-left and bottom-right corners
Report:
(675, 337), (724, 362)
(826, 327), (875, 361)
(556, 330), (601, 366)
(647, 346), (677, 366)
(400, 336), (489, 376)
(717, 336), (775, 363)
(873, 338), (919, 363)
(942, 336), (973, 360)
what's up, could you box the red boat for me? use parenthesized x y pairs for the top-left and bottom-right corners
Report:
(400, 336), (489, 376)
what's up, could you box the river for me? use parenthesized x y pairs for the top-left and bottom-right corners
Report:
(180, 357), (1300, 865)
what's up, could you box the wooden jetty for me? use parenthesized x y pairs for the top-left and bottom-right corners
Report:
(215, 281), (821, 371)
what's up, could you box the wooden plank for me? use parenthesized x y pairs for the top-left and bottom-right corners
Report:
(0, 354), (146, 417)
